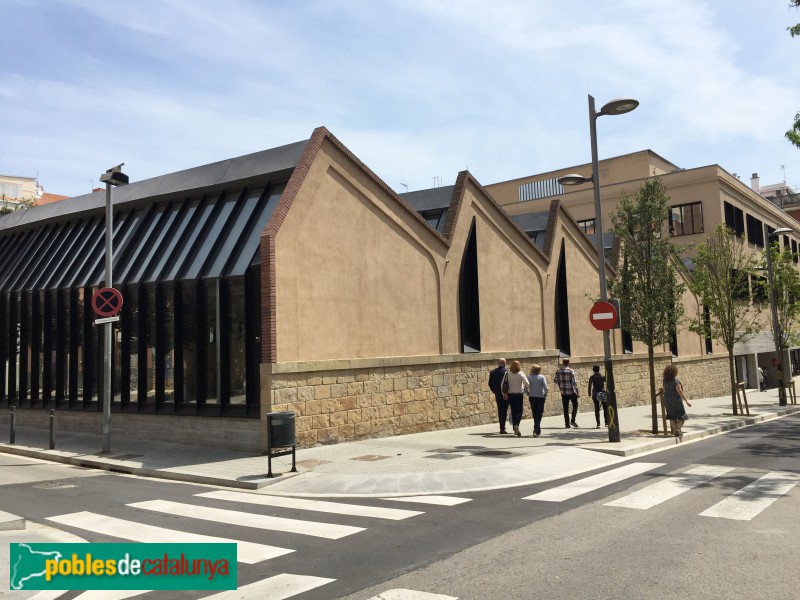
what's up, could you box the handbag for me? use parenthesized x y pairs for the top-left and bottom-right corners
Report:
(501, 372), (509, 395)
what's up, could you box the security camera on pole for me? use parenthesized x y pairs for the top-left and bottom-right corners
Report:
(98, 164), (128, 454)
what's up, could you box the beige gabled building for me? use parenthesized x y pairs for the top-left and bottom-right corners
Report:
(0, 133), (728, 451)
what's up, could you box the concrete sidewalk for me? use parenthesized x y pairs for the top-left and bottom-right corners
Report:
(1, 387), (799, 501)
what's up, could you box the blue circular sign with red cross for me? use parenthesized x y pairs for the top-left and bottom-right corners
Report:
(92, 287), (124, 318)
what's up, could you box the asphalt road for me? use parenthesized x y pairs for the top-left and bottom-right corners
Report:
(2, 415), (799, 599)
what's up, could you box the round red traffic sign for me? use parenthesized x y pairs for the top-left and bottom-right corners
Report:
(589, 301), (618, 331)
(92, 287), (124, 318)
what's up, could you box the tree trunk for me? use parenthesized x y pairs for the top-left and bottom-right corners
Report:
(648, 345), (658, 433)
(728, 347), (738, 416)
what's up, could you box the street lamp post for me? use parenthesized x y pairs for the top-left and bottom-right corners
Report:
(98, 164), (128, 454)
(559, 94), (638, 443)
(763, 224), (793, 406)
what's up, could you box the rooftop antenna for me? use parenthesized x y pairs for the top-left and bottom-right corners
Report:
(433, 176), (442, 188)
(781, 165), (787, 182)
(400, 183), (408, 193)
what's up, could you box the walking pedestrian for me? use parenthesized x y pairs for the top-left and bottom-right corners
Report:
(758, 365), (766, 391)
(663, 364), (691, 438)
(528, 364), (548, 437)
(488, 358), (509, 434)
(555, 359), (580, 428)
(587, 364), (608, 428)
(502, 360), (530, 437)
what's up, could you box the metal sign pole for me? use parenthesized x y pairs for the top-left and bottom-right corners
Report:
(102, 181), (113, 454)
(99, 165), (128, 454)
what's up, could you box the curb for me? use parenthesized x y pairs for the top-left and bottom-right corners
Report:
(582, 406), (800, 457)
(0, 444), (300, 490)
(0, 510), (25, 531)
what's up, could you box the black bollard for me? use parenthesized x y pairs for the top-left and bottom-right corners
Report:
(10, 406), (16, 444)
(49, 409), (55, 450)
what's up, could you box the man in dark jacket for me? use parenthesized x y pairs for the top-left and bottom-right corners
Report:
(488, 358), (509, 434)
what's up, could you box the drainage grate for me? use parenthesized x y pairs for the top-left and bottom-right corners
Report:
(33, 480), (89, 490)
(350, 454), (390, 462)
(295, 459), (332, 469)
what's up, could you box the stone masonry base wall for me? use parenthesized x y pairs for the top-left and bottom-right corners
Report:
(0, 409), (261, 453)
(265, 352), (731, 449)
(0, 354), (729, 454)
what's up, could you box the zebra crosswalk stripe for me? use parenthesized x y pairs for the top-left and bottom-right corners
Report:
(199, 573), (335, 600)
(196, 490), (424, 520)
(45, 511), (292, 564)
(128, 500), (365, 539)
(699, 471), (800, 521)
(380, 496), (472, 506)
(605, 465), (735, 510)
(522, 462), (665, 502)
(366, 589), (459, 599)
(73, 591), (150, 599)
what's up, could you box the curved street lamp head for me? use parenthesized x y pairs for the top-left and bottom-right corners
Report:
(598, 98), (639, 117)
(769, 227), (793, 238)
(558, 173), (593, 186)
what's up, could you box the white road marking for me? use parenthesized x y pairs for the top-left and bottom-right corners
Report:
(367, 590), (459, 599)
(381, 496), (472, 506)
(699, 472), (800, 521)
(46, 511), (292, 564)
(128, 500), (365, 539)
(73, 591), (150, 599)
(200, 573), (335, 600)
(605, 465), (735, 509)
(522, 462), (665, 502)
(197, 490), (423, 520)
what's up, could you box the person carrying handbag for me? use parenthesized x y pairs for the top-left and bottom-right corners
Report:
(503, 360), (530, 437)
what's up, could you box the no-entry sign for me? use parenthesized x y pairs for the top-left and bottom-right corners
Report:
(589, 300), (619, 331)
(92, 287), (124, 318)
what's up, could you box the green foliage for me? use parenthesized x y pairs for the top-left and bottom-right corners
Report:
(787, 111), (800, 150)
(790, 0), (800, 37)
(0, 195), (37, 215)
(607, 177), (685, 348)
(788, 2), (800, 145)
(688, 224), (762, 350)
(766, 241), (800, 349)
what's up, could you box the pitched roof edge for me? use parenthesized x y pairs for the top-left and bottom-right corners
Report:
(451, 171), (549, 263)
(263, 126), (449, 248)
(321, 129), (450, 247)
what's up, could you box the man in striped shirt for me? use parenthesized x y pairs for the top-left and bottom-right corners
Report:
(555, 358), (580, 428)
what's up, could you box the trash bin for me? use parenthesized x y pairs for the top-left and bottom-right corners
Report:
(267, 411), (296, 448)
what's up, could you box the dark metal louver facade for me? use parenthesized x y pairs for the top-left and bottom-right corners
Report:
(0, 140), (305, 419)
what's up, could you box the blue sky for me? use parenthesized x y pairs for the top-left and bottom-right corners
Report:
(2, 0), (799, 198)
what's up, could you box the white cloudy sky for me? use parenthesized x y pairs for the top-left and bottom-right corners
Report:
(2, 0), (800, 198)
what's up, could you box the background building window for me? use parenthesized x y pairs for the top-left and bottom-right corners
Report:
(577, 218), (596, 235)
(746, 214), (764, 246)
(669, 202), (703, 236)
(518, 177), (564, 202)
(723, 201), (744, 237)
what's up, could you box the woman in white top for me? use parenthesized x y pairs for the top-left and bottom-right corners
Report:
(528, 364), (548, 437)
(502, 360), (530, 437)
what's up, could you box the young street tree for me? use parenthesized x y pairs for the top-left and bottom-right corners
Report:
(687, 224), (762, 415)
(787, 1), (800, 149)
(765, 241), (800, 384)
(608, 177), (685, 434)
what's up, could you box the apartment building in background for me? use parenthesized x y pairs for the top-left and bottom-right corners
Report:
(485, 150), (800, 390)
